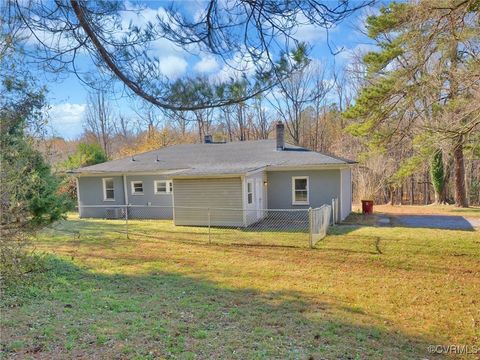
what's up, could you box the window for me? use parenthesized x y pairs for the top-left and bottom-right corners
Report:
(131, 181), (144, 195)
(247, 180), (254, 204)
(292, 176), (309, 205)
(154, 180), (173, 194)
(102, 178), (114, 201)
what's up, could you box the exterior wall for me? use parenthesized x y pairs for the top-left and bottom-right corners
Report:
(77, 168), (351, 223)
(78, 176), (125, 218)
(173, 177), (243, 226)
(125, 175), (173, 219)
(266, 170), (341, 212)
(340, 168), (352, 221)
(77, 175), (173, 219)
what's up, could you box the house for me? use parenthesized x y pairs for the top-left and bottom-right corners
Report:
(72, 122), (355, 226)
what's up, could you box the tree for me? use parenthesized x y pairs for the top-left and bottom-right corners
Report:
(271, 56), (332, 145)
(431, 150), (445, 204)
(83, 91), (114, 158)
(249, 95), (271, 140)
(61, 143), (107, 170)
(6, 0), (370, 111)
(166, 77), (216, 142)
(58, 142), (107, 207)
(344, 0), (480, 207)
(1, 44), (69, 285)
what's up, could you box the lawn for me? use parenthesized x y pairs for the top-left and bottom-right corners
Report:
(1, 215), (479, 359)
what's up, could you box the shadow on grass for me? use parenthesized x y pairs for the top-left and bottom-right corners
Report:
(393, 215), (478, 231)
(340, 211), (479, 232)
(1, 256), (436, 359)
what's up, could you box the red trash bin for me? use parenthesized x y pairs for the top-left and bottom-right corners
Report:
(361, 200), (374, 214)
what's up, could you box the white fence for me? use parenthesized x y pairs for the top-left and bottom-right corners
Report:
(309, 205), (332, 248)
(77, 204), (334, 248)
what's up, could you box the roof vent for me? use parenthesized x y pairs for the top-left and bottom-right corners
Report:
(204, 134), (213, 144)
(276, 121), (284, 151)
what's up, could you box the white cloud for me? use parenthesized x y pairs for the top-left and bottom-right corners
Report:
(194, 55), (219, 73)
(47, 103), (86, 139)
(159, 56), (188, 79)
(292, 14), (331, 43)
(213, 46), (268, 82)
(120, 2), (187, 57)
(335, 43), (377, 64)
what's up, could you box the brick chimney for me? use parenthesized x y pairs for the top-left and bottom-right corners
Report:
(276, 121), (284, 151)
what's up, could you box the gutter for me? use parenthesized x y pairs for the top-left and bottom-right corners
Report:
(122, 174), (129, 206)
(265, 163), (354, 171)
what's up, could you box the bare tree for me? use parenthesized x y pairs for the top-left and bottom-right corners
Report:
(193, 108), (214, 143)
(83, 91), (114, 157)
(132, 102), (164, 141)
(271, 62), (332, 145)
(249, 96), (271, 140)
(220, 106), (235, 142)
(114, 114), (132, 140)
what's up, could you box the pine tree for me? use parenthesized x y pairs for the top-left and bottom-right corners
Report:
(344, 0), (480, 207)
(430, 150), (445, 204)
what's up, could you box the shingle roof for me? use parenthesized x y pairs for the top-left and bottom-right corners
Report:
(72, 140), (355, 176)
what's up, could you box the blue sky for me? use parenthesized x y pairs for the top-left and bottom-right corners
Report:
(35, 1), (378, 139)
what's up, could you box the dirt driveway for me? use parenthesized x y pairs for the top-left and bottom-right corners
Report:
(394, 214), (480, 230)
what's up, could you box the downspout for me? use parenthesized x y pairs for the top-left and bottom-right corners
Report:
(123, 174), (129, 220)
(241, 175), (246, 227)
(339, 169), (343, 221)
(76, 176), (82, 217)
(122, 174), (129, 205)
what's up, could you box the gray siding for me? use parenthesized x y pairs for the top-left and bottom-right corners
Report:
(266, 170), (341, 211)
(78, 176), (125, 218)
(173, 178), (243, 226)
(340, 168), (352, 220)
(125, 175), (173, 219)
(78, 175), (173, 219)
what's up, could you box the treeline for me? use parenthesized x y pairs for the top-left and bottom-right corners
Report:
(42, 2), (479, 207)
(43, 74), (479, 208)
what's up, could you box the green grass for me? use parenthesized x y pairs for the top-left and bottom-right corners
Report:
(1, 215), (479, 359)
(38, 213), (310, 248)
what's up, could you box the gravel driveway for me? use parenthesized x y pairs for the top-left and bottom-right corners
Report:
(395, 215), (480, 230)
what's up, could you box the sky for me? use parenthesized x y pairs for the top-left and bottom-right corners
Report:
(28, 1), (378, 139)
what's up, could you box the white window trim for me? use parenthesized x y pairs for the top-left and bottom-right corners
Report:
(292, 176), (309, 205)
(247, 180), (254, 204)
(102, 177), (115, 201)
(131, 180), (144, 195)
(154, 180), (172, 195)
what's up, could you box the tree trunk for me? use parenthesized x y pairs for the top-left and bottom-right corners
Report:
(423, 171), (429, 205)
(410, 176), (415, 205)
(389, 186), (396, 205)
(441, 157), (452, 204)
(453, 137), (468, 207)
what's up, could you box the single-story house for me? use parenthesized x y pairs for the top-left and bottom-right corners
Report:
(71, 122), (355, 226)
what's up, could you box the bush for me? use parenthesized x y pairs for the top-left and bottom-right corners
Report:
(1, 60), (68, 288)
